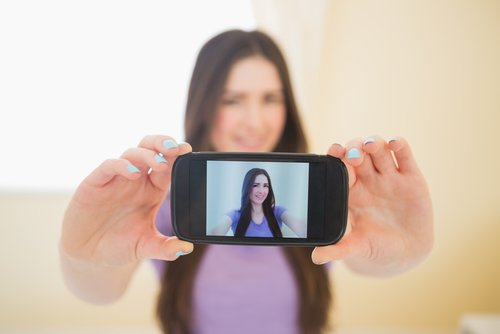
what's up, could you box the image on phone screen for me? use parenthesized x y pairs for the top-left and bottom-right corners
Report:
(206, 160), (309, 239)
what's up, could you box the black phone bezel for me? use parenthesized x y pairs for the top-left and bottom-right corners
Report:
(171, 152), (348, 246)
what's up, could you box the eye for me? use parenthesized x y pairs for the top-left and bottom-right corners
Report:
(221, 97), (241, 105)
(264, 93), (283, 104)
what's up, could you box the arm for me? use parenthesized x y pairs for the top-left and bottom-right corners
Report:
(59, 135), (194, 304)
(311, 136), (433, 276)
(59, 248), (140, 305)
(210, 215), (232, 236)
(280, 211), (307, 238)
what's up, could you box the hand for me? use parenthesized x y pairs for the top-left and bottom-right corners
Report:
(311, 136), (433, 276)
(60, 135), (194, 268)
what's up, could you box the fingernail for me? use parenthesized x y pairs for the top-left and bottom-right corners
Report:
(154, 153), (167, 163)
(176, 251), (191, 257)
(364, 137), (376, 145)
(347, 148), (361, 159)
(127, 164), (140, 173)
(163, 139), (178, 149)
(314, 258), (331, 265)
(389, 137), (400, 143)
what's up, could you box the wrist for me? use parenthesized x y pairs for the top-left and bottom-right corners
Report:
(59, 241), (139, 305)
(58, 241), (138, 274)
(343, 251), (430, 277)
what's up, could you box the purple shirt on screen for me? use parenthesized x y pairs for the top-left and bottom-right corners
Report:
(227, 205), (287, 237)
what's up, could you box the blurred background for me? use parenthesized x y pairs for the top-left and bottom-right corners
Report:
(1, 0), (499, 333)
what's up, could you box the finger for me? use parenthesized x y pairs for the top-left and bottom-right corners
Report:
(363, 136), (398, 174)
(344, 139), (363, 166)
(327, 143), (346, 159)
(149, 142), (192, 190)
(137, 135), (192, 189)
(388, 137), (419, 174)
(344, 139), (376, 180)
(83, 158), (142, 187)
(120, 147), (170, 173)
(138, 135), (184, 160)
(328, 143), (356, 187)
(138, 234), (194, 261)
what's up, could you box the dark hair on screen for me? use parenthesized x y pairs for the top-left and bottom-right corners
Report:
(157, 29), (331, 334)
(235, 168), (283, 238)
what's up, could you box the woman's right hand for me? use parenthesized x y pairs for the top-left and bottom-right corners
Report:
(60, 135), (194, 269)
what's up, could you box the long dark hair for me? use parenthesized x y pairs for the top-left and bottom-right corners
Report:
(234, 168), (283, 238)
(157, 30), (331, 334)
(184, 30), (307, 152)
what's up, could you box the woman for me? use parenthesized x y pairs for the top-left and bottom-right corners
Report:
(211, 168), (305, 238)
(154, 31), (330, 333)
(60, 30), (433, 334)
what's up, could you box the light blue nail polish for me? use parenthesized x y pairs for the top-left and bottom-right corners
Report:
(364, 137), (376, 145)
(154, 154), (167, 163)
(176, 251), (190, 257)
(127, 164), (140, 173)
(163, 139), (178, 149)
(347, 148), (361, 159)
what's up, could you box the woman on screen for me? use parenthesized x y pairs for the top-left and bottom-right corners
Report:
(210, 168), (306, 238)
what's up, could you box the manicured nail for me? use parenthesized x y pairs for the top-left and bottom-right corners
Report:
(389, 137), (400, 143)
(347, 148), (361, 159)
(163, 139), (178, 149)
(364, 137), (376, 145)
(176, 251), (191, 257)
(154, 153), (167, 163)
(127, 164), (140, 173)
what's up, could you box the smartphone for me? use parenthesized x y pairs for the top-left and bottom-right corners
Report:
(170, 152), (348, 246)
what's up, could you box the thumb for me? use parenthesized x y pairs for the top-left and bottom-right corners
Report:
(311, 237), (353, 265)
(311, 222), (353, 264)
(138, 233), (194, 261)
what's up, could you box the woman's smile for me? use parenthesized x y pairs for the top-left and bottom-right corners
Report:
(250, 174), (270, 205)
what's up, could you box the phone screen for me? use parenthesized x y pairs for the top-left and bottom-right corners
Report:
(206, 160), (309, 238)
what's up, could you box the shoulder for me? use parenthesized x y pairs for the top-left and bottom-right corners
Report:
(274, 205), (287, 219)
(226, 209), (241, 222)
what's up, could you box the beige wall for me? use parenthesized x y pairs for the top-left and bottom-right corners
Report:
(254, 0), (500, 331)
(0, 193), (160, 332)
(1, 0), (500, 332)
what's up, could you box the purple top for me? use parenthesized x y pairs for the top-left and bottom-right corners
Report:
(152, 198), (300, 334)
(227, 206), (287, 237)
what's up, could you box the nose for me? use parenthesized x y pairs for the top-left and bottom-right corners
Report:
(245, 101), (265, 129)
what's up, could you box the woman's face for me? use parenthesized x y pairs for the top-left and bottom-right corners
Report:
(210, 56), (286, 152)
(249, 174), (269, 206)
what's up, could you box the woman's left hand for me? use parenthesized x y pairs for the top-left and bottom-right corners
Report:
(311, 136), (433, 276)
